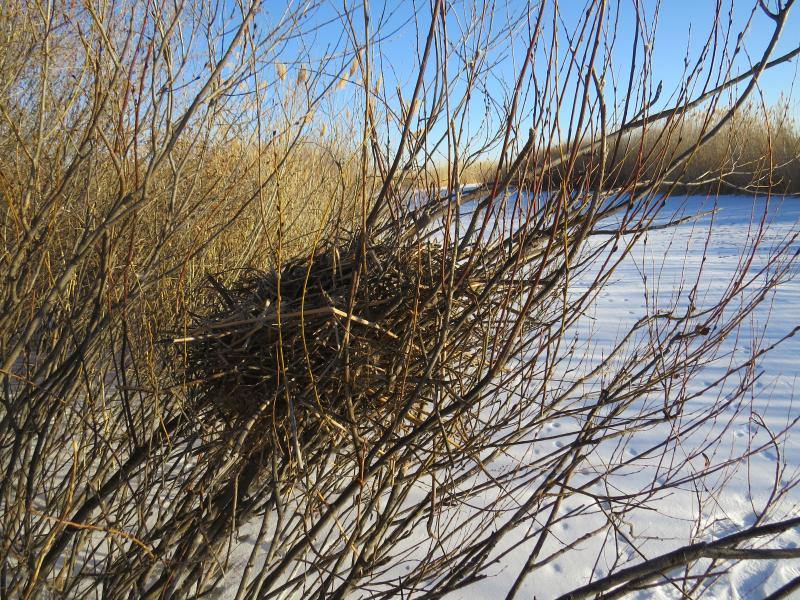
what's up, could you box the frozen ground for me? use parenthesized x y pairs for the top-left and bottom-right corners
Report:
(214, 194), (799, 599)
(465, 194), (800, 599)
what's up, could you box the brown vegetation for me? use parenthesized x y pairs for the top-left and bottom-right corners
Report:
(2, 1), (800, 598)
(530, 104), (800, 194)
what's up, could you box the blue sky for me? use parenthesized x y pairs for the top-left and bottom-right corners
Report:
(646, 1), (800, 106)
(244, 1), (800, 153)
(367, 1), (799, 105)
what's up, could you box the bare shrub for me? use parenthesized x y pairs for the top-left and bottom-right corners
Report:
(1, 1), (800, 598)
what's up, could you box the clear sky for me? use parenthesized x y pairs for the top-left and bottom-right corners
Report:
(249, 1), (800, 154)
(363, 1), (800, 105)
(646, 0), (800, 106)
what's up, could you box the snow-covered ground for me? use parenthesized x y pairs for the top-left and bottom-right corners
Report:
(213, 194), (799, 599)
(466, 194), (800, 599)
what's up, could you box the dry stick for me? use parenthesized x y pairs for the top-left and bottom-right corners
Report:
(505, 462), (576, 600)
(587, 209), (718, 236)
(364, 0), (444, 231)
(254, 300), (458, 594)
(764, 574), (800, 600)
(30, 509), (156, 559)
(34, 415), (182, 583)
(171, 305), (398, 341)
(555, 516), (800, 600)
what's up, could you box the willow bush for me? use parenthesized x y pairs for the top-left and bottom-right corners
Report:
(2, 1), (800, 598)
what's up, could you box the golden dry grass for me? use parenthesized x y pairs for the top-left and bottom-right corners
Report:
(523, 104), (800, 194)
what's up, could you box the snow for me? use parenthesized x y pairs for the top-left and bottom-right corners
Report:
(214, 194), (800, 599)
(465, 194), (800, 599)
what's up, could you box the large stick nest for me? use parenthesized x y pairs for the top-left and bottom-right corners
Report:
(171, 233), (477, 464)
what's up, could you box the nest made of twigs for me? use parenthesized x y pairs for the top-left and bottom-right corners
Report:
(169, 234), (457, 463)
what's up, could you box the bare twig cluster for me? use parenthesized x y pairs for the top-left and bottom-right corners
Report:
(2, 0), (800, 598)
